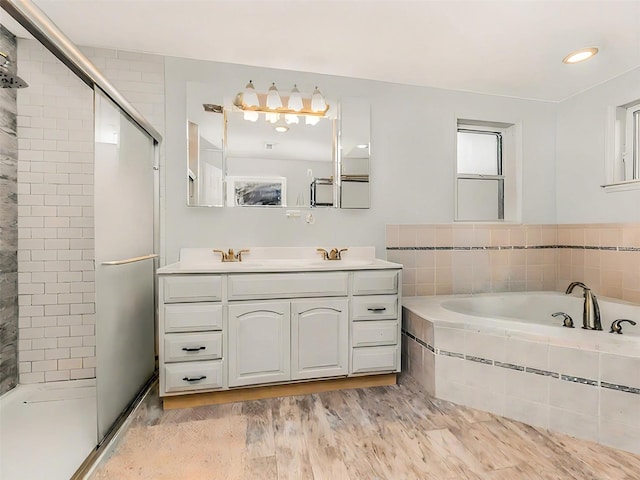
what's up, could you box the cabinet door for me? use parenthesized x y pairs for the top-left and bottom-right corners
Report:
(228, 302), (290, 387)
(291, 299), (349, 380)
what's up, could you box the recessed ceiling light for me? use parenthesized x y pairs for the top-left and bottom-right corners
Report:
(562, 47), (598, 64)
(357, 144), (369, 149)
(274, 125), (289, 133)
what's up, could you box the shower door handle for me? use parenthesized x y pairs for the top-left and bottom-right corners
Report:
(101, 254), (158, 266)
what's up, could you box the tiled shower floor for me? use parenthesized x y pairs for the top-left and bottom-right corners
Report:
(0, 380), (97, 480)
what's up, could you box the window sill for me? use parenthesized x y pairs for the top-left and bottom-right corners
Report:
(600, 180), (640, 193)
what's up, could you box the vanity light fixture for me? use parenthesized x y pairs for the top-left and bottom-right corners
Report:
(562, 47), (599, 64)
(288, 85), (304, 111)
(266, 83), (283, 109)
(243, 81), (259, 107)
(233, 81), (330, 122)
(311, 86), (327, 112)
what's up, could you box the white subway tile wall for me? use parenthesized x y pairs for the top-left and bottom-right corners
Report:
(16, 39), (165, 384)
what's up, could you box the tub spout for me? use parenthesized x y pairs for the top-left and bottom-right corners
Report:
(565, 282), (602, 331)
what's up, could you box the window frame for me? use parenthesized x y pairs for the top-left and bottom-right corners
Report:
(604, 100), (640, 191)
(626, 103), (640, 180)
(455, 124), (506, 221)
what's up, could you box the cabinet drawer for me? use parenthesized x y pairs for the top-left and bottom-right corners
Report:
(164, 303), (223, 333)
(228, 272), (348, 300)
(352, 270), (399, 295)
(352, 320), (398, 347)
(352, 295), (398, 320)
(352, 345), (399, 374)
(164, 360), (223, 393)
(164, 332), (222, 362)
(163, 275), (222, 303)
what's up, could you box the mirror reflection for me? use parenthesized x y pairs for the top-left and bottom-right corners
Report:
(185, 81), (370, 209)
(225, 109), (335, 207)
(339, 100), (370, 208)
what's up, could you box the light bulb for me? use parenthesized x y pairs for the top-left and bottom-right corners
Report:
(266, 83), (283, 109)
(305, 116), (320, 126)
(243, 111), (259, 122)
(311, 86), (326, 112)
(285, 114), (299, 125)
(243, 80), (259, 107)
(266, 112), (280, 123)
(287, 85), (304, 111)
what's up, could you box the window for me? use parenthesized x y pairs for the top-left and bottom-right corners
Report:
(606, 100), (640, 189)
(456, 121), (513, 221)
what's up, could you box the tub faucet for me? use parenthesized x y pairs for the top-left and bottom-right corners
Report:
(565, 282), (602, 331)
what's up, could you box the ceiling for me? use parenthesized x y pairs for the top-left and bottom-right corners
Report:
(2, 0), (640, 102)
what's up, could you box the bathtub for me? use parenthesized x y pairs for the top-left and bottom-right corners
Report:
(402, 292), (640, 455)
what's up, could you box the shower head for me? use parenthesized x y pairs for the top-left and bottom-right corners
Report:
(0, 52), (28, 89)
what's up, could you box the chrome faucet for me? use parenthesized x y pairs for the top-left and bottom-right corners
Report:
(565, 282), (602, 331)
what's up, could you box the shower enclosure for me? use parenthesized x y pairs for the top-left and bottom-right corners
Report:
(0, 0), (161, 478)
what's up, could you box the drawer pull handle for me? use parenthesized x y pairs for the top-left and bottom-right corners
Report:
(182, 346), (206, 352)
(182, 375), (207, 382)
(368, 307), (387, 312)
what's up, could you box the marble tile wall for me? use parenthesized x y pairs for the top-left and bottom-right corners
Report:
(0, 25), (19, 396)
(386, 223), (640, 303)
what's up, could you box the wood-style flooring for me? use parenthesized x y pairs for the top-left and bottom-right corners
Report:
(92, 376), (640, 479)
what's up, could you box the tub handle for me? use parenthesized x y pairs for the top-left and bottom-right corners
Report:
(552, 312), (574, 328)
(609, 319), (637, 334)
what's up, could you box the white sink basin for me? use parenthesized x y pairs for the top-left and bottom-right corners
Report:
(239, 258), (374, 268)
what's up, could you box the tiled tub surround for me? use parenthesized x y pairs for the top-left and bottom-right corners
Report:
(402, 292), (640, 455)
(386, 223), (640, 303)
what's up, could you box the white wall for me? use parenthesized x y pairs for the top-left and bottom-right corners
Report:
(164, 57), (558, 263)
(556, 67), (640, 224)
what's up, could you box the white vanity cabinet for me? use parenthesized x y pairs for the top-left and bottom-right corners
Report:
(350, 270), (401, 374)
(227, 297), (350, 387)
(157, 256), (402, 401)
(227, 301), (291, 387)
(227, 272), (349, 387)
(159, 275), (224, 395)
(291, 298), (349, 380)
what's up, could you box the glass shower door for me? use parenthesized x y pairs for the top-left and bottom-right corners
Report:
(94, 89), (156, 442)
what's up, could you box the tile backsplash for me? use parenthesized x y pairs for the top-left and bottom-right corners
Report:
(386, 223), (640, 303)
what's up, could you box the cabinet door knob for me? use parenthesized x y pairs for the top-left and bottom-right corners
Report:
(182, 375), (207, 382)
(181, 346), (206, 352)
(367, 307), (386, 312)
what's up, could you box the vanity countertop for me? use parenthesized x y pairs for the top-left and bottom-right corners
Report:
(157, 246), (402, 275)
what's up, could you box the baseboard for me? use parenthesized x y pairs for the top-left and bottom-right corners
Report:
(162, 373), (397, 410)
